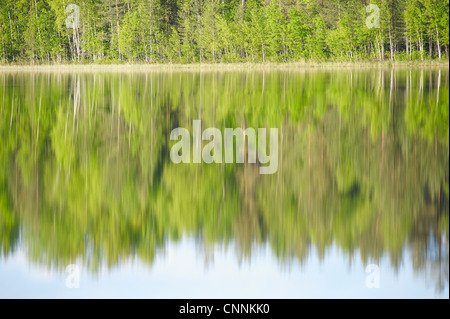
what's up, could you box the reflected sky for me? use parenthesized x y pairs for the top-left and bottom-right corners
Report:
(1, 237), (448, 298)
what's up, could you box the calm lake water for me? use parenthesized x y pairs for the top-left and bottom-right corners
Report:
(0, 68), (448, 298)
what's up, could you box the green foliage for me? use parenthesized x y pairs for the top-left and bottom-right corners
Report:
(0, 0), (448, 63)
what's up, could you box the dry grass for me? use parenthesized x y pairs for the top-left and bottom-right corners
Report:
(0, 60), (448, 73)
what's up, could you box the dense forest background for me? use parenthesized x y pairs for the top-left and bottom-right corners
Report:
(0, 0), (448, 64)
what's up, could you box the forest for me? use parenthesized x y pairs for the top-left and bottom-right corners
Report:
(0, 0), (449, 64)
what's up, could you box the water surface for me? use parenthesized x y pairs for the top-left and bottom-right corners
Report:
(0, 68), (448, 298)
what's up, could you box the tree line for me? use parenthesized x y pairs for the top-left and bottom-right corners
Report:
(0, 0), (448, 64)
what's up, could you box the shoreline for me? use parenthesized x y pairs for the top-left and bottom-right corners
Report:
(0, 60), (448, 72)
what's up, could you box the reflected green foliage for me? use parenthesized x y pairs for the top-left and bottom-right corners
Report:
(0, 68), (448, 291)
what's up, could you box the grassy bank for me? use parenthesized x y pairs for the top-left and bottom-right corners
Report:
(0, 60), (448, 73)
